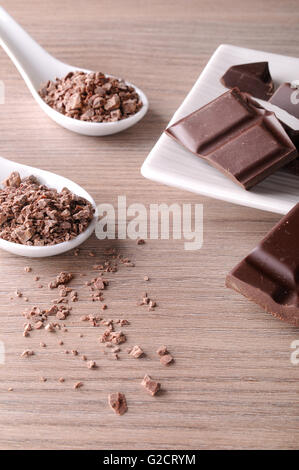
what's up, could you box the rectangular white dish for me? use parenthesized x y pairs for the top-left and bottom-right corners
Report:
(141, 44), (299, 215)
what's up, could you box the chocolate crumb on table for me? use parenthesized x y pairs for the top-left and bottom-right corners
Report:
(156, 345), (174, 365)
(130, 345), (144, 358)
(74, 381), (83, 389)
(38, 71), (142, 123)
(20, 349), (34, 358)
(87, 360), (97, 369)
(156, 345), (168, 356)
(49, 272), (73, 289)
(108, 392), (128, 416)
(0, 172), (94, 246)
(141, 374), (161, 396)
(160, 353), (174, 366)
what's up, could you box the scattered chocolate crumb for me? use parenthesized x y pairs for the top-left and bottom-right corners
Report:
(130, 345), (144, 358)
(87, 360), (97, 369)
(160, 353), (174, 366)
(24, 266), (32, 273)
(141, 374), (161, 396)
(40, 342), (46, 348)
(144, 275), (149, 281)
(108, 392), (128, 415)
(15, 289), (22, 298)
(137, 238), (146, 245)
(58, 377), (65, 383)
(100, 329), (126, 345)
(34, 321), (44, 330)
(71, 349), (78, 356)
(81, 355), (87, 361)
(157, 345), (168, 356)
(23, 323), (32, 335)
(45, 323), (55, 332)
(58, 340), (64, 346)
(49, 272), (73, 289)
(74, 381), (83, 389)
(40, 377), (47, 382)
(8, 387), (13, 392)
(21, 349), (34, 358)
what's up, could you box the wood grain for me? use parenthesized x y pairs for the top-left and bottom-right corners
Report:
(0, 0), (298, 450)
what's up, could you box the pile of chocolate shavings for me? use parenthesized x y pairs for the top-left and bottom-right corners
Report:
(0, 172), (94, 246)
(38, 71), (143, 123)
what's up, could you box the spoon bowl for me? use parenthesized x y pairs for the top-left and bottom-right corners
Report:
(0, 156), (98, 257)
(0, 7), (148, 136)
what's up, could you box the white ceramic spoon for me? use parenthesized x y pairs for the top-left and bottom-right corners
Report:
(0, 7), (149, 136)
(0, 156), (97, 257)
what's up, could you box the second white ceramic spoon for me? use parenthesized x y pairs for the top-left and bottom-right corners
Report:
(0, 7), (148, 136)
(0, 156), (97, 257)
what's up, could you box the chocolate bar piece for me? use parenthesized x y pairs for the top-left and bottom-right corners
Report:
(226, 203), (299, 326)
(165, 89), (297, 189)
(220, 62), (274, 100)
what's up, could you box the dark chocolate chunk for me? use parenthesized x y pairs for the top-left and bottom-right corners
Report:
(269, 83), (299, 153)
(165, 89), (297, 190)
(220, 62), (274, 100)
(283, 158), (299, 176)
(270, 83), (299, 119)
(226, 203), (299, 326)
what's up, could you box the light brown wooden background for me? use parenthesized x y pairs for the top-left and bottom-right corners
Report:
(0, 0), (298, 450)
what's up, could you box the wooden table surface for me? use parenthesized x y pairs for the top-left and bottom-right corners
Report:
(0, 0), (298, 450)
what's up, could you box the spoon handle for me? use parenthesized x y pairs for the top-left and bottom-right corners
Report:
(0, 7), (66, 90)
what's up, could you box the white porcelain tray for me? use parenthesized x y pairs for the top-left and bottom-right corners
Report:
(141, 44), (299, 215)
